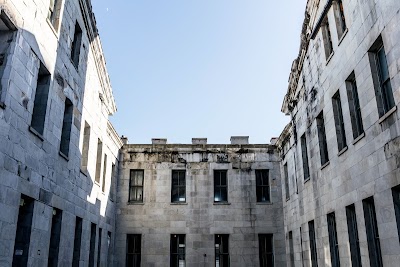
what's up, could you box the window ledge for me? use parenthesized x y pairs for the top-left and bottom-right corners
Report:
(127, 202), (144, 205)
(0, 101), (5, 109)
(28, 126), (44, 141)
(304, 177), (311, 184)
(352, 132), (365, 145)
(213, 202), (231, 205)
(59, 151), (69, 161)
(321, 161), (330, 170)
(326, 51), (334, 65)
(378, 106), (397, 124)
(80, 167), (88, 177)
(46, 19), (59, 38)
(338, 28), (348, 46)
(256, 202), (273, 205)
(338, 146), (348, 156)
(170, 202), (188, 205)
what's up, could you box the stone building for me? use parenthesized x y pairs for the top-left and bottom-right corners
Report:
(0, 0), (121, 266)
(115, 137), (286, 267)
(278, 0), (400, 267)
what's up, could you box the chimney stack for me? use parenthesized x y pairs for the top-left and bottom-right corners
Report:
(230, 136), (249, 145)
(152, 138), (167, 145)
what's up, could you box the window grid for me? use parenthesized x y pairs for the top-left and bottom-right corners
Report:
(214, 170), (228, 202)
(363, 197), (383, 267)
(129, 170), (144, 202)
(333, 0), (347, 39)
(59, 98), (73, 157)
(300, 134), (310, 180)
(346, 74), (364, 139)
(332, 91), (347, 151)
(317, 112), (329, 165)
(392, 186), (400, 244)
(346, 205), (362, 267)
(256, 170), (270, 203)
(289, 231), (294, 267)
(171, 170), (186, 203)
(327, 213), (340, 267)
(170, 234), (185, 267)
(126, 234), (141, 267)
(259, 234), (274, 267)
(322, 18), (333, 59)
(308, 220), (318, 267)
(284, 164), (289, 200)
(215, 234), (229, 267)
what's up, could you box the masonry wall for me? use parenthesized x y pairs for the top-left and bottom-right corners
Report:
(0, 0), (120, 266)
(279, 0), (400, 266)
(115, 144), (286, 267)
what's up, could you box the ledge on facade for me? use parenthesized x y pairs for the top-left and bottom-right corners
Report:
(321, 161), (330, 170)
(213, 202), (231, 205)
(59, 151), (69, 161)
(352, 132), (365, 145)
(28, 126), (44, 141)
(378, 106), (397, 124)
(170, 203), (188, 205)
(127, 202), (145, 205)
(337, 146), (348, 156)
(256, 202), (273, 205)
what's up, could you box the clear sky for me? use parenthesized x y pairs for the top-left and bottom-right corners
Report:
(91, 0), (307, 144)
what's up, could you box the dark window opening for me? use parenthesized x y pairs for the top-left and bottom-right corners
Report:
(289, 231), (294, 267)
(31, 62), (50, 136)
(259, 234), (274, 267)
(129, 170), (144, 202)
(308, 220), (318, 267)
(102, 154), (108, 192)
(369, 36), (395, 117)
(109, 163), (116, 201)
(256, 170), (270, 202)
(363, 197), (383, 267)
(317, 111), (329, 165)
(80, 122), (90, 171)
(300, 134), (310, 180)
(59, 98), (73, 157)
(95, 139), (103, 183)
(332, 91), (347, 151)
(97, 228), (102, 267)
(107, 232), (112, 267)
(170, 234), (185, 267)
(215, 234), (229, 267)
(346, 205), (362, 267)
(327, 212), (340, 267)
(284, 163), (289, 200)
(392, 186), (400, 244)
(214, 170), (228, 202)
(126, 234), (141, 267)
(48, 208), (62, 267)
(333, 0), (347, 39)
(89, 223), (96, 267)
(0, 19), (16, 102)
(322, 18), (333, 59)
(346, 73), (364, 139)
(72, 217), (83, 267)
(171, 170), (186, 202)
(71, 22), (82, 68)
(48, 0), (62, 30)
(12, 195), (35, 267)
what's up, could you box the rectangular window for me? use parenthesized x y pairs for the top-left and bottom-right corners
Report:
(333, 0), (347, 40)
(31, 62), (50, 136)
(102, 154), (108, 192)
(362, 197), (383, 267)
(259, 234), (274, 267)
(289, 231), (294, 267)
(80, 122), (90, 171)
(300, 134), (310, 180)
(256, 170), (270, 202)
(48, 208), (62, 267)
(214, 170), (228, 202)
(107, 232), (112, 267)
(12, 195), (35, 267)
(126, 234), (141, 267)
(332, 91), (347, 152)
(317, 111), (329, 165)
(346, 73), (364, 139)
(170, 234), (185, 267)
(215, 234), (229, 267)
(97, 228), (102, 267)
(369, 36), (395, 117)
(109, 163), (116, 201)
(392, 186), (400, 243)
(71, 22), (82, 68)
(322, 18), (333, 59)
(129, 170), (144, 202)
(95, 139), (103, 183)
(346, 204), (362, 267)
(308, 220), (318, 267)
(0, 22), (16, 105)
(89, 223), (97, 267)
(171, 170), (186, 202)
(60, 98), (73, 157)
(327, 212), (340, 267)
(284, 163), (289, 200)
(47, 0), (62, 31)
(72, 217), (83, 267)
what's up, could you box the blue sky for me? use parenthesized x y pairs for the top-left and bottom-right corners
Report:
(92, 0), (307, 144)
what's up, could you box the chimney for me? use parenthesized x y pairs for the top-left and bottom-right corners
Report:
(192, 138), (207, 145)
(270, 137), (278, 145)
(230, 136), (249, 145)
(121, 135), (128, 145)
(152, 138), (167, 145)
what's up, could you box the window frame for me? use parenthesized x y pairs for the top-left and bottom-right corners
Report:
(59, 97), (73, 158)
(214, 170), (228, 203)
(332, 90), (347, 152)
(129, 170), (144, 203)
(259, 234), (274, 267)
(126, 234), (141, 267)
(362, 197), (383, 267)
(333, 0), (347, 40)
(321, 17), (334, 60)
(308, 220), (318, 267)
(345, 73), (364, 139)
(316, 111), (329, 166)
(171, 170), (186, 203)
(284, 163), (289, 200)
(215, 234), (230, 267)
(327, 212), (340, 267)
(345, 204), (362, 267)
(170, 234), (185, 267)
(256, 170), (271, 203)
(300, 134), (310, 181)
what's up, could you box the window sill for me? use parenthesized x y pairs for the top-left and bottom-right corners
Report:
(352, 132), (365, 145)
(337, 146), (348, 156)
(0, 101), (5, 109)
(321, 161), (330, 170)
(46, 19), (59, 38)
(304, 177), (311, 184)
(127, 202), (144, 205)
(256, 202), (273, 205)
(80, 167), (88, 177)
(59, 151), (69, 161)
(378, 106), (397, 124)
(325, 51), (334, 65)
(28, 126), (44, 141)
(338, 28), (348, 46)
(213, 202), (231, 205)
(170, 202), (188, 205)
